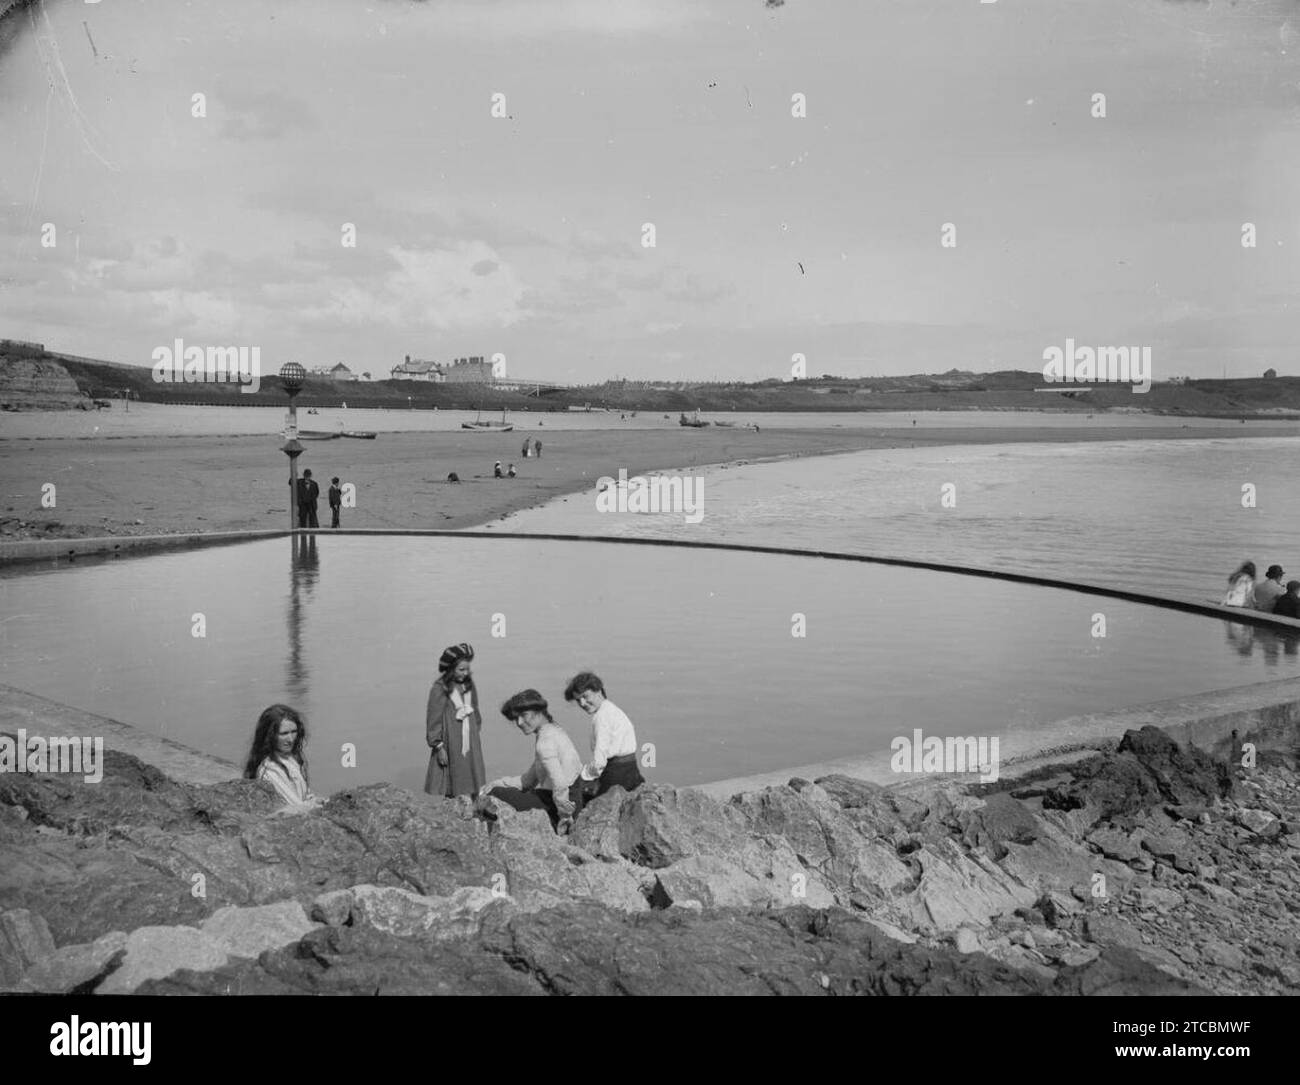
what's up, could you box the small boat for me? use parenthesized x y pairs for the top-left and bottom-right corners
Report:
(462, 408), (514, 432)
(714, 420), (736, 428)
(679, 411), (710, 428)
(298, 430), (341, 440)
(340, 431), (376, 440)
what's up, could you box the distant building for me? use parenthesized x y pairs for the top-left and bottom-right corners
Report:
(1264, 368), (1278, 379)
(328, 363), (358, 381)
(443, 356), (492, 383)
(390, 355), (445, 382)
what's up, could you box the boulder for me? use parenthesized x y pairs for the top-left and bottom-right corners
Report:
(958, 793), (1041, 859)
(95, 925), (231, 994)
(312, 884), (510, 939)
(908, 840), (1036, 931)
(200, 901), (320, 958)
(0, 908), (55, 986)
(616, 785), (750, 868)
(19, 931), (127, 993)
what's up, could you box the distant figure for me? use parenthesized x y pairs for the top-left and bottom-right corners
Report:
(1256, 565), (1287, 612)
(494, 461), (504, 479)
(244, 704), (319, 808)
(424, 643), (486, 798)
(1223, 562), (1257, 608)
(912, 419), (917, 426)
(522, 437), (532, 458)
(507, 462), (517, 478)
(328, 477), (342, 528)
(1274, 581), (1300, 619)
(447, 472), (460, 483)
(754, 425), (760, 434)
(295, 469), (320, 529)
(484, 690), (585, 834)
(534, 439), (542, 458)
(566, 671), (644, 799)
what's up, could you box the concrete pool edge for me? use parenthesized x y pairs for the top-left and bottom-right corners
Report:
(693, 674), (1300, 799)
(0, 684), (241, 786)
(0, 528), (290, 566)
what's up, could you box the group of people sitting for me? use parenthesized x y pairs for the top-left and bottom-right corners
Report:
(1222, 561), (1300, 618)
(242, 643), (644, 834)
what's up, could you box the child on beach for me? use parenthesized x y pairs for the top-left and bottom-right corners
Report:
(244, 704), (320, 808)
(494, 461), (504, 478)
(328, 477), (342, 528)
(507, 463), (517, 478)
(565, 672), (644, 798)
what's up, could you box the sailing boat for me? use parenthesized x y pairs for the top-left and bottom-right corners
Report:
(678, 409), (709, 428)
(462, 407), (514, 432)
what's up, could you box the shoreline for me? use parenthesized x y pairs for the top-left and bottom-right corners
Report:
(3, 419), (1298, 543)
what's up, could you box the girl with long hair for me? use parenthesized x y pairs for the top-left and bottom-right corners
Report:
(244, 704), (318, 807)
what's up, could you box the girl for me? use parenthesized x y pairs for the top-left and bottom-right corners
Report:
(484, 690), (584, 833)
(425, 642), (487, 797)
(244, 704), (318, 807)
(1223, 561), (1257, 608)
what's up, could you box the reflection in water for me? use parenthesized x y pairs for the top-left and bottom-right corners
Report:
(1223, 621), (1299, 663)
(285, 535), (320, 701)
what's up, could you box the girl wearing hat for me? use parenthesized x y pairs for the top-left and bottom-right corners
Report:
(424, 643), (487, 798)
(484, 689), (585, 833)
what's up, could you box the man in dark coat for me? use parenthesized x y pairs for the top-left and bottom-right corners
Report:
(296, 469), (320, 528)
(328, 477), (342, 528)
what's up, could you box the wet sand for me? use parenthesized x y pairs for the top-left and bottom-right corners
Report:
(2, 418), (1296, 539)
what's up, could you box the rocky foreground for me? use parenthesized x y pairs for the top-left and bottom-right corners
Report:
(0, 726), (1295, 995)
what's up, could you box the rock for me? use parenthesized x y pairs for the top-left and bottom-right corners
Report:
(953, 927), (980, 954)
(1133, 887), (1183, 913)
(0, 908), (55, 986)
(617, 786), (749, 869)
(1140, 830), (1199, 874)
(334, 885), (510, 939)
(908, 840), (1036, 931)
(95, 925), (231, 994)
(138, 923), (543, 996)
(1042, 727), (1236, 824)
(653, 853), (835, 911)
(310, 889), (354, 927)
(19, 931), (127, 993)
(1086, 827), (1142, 863)
(568, 787), (631, 859)
(200, 901), (320, 958)
(958, 793), (1041, 859)
(1200, 938), (1248, 972)
(1236, 808), (1277, 835)
(1036, 891), (1082, 928)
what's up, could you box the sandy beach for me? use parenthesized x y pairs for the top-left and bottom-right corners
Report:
(2, 412), (1298, 540)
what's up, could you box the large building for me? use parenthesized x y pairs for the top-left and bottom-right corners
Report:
(443, 356), (492, 383)
(390, 356), (444, 382)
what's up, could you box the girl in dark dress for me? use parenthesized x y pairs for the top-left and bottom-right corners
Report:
(424, 643), (487, 797)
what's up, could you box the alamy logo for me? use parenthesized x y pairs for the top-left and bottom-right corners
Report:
(890, 728), (999, 783)
(151, 339), (261, 393)
(50, 1017), (151, 1065)
(595, 469), (704, 524)
(1042, 339), (1151, 393)
(0, 730), (104, 783)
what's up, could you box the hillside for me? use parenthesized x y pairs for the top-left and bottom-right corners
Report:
(5, 342), (1300, 417)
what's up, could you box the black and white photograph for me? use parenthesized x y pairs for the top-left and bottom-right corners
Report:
(0, 0), (1295, 1060)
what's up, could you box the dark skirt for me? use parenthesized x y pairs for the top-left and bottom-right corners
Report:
(489, 780), (585, 831)
(595, 753), (644, 797)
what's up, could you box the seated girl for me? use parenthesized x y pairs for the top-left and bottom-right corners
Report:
(243, 704), (320, 809)
(482, 690), (585, 833)
(564, 671), (644, 798)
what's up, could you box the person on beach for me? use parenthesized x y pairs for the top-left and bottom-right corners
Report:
(424, 643), (486, 798)
(1222, 562), (1257, 608)
(328, 476), (342, 528)
(534, 439), (542, 458)
(1274, 581), (1300, 619)
(565, 671), (644, 798)
(522, 437), (532, 458)
(483, 690), (584, 833)
(1255, 564), (1287, 612)
(295, 469), (320, 528)
(494, 461), (504, 479)
(507, 462), (517, 478)
(244, 704), (320, 807)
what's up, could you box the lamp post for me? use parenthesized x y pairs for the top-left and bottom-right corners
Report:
(279, 362), (306, 530)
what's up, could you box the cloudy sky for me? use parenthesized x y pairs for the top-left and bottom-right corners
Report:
(0, 0), (1297, 383)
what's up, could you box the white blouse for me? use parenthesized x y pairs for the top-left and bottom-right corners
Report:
(580, 700), (638, 781)
(257, 756), (316, 806)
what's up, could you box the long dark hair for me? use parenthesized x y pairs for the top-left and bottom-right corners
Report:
(243, 704), (308, 780)
(1229, 561), (1257, 583)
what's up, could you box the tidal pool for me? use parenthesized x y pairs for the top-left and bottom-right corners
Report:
(1, 535), (1295, 793)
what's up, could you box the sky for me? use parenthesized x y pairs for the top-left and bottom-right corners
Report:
(0, 0), (1297, 384)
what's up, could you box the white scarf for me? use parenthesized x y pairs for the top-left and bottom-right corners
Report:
(450, 686), (475, 756)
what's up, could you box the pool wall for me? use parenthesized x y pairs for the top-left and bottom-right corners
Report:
(4, 527), (1300, 633)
